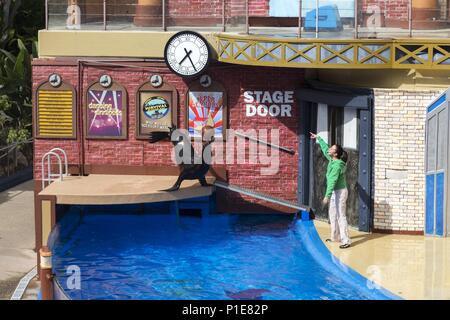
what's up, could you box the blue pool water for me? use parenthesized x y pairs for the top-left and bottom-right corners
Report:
(50, 208), (398, 300)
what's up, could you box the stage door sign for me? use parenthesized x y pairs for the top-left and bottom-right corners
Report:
(244, 91), (293, 117)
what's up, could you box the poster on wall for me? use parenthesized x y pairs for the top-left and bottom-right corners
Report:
(135, 82), (177, 140)
(188, 91), (225, 139)
(139, 92), (172, 134)
(86, 88), (127, 139)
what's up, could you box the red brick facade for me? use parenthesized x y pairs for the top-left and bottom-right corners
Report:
(166, 0), (269, 20)
(361, 0), (409, 20)
(33, 61), (303, 213)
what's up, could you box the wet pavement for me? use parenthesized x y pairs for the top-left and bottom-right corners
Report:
(0, 180), (37, 300)
(315, 220), (450, 300)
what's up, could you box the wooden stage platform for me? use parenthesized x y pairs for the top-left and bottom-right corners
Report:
(39, 174), (216, 205)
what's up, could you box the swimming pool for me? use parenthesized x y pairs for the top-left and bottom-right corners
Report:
(50, 207), (398, 300)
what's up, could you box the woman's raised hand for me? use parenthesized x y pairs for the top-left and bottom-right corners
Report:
(309, 132), (317, 140)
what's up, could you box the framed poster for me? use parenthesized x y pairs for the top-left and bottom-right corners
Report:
(186, 80), (227, 140)
(85, 81), (127, 139)
(35, 80), (77, 139)
(136, 82), (178, 139)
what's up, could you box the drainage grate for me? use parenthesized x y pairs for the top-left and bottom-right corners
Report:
(10, 266), (37, 300)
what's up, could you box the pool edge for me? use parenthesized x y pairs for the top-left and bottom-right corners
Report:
(295, 220), (402, 300)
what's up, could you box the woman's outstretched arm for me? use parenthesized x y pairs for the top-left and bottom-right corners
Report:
(310, 132), (331, 161)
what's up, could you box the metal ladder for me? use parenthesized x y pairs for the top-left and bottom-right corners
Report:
(41, 148), (69, 189)
(213, 181), (310, 212)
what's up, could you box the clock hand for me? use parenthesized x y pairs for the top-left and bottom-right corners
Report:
(184, 48), (197, 72)
(179, 49), (193, 66)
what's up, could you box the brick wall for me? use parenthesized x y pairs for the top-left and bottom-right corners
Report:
(33, 61), (303, 212)
(373, 89), (440, 232)
(361, 0), (409, 20)
(248, 0), (270, 16)
(166, 0), (269, 18)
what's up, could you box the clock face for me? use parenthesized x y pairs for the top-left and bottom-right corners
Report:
(165, 31), (210, 77)
(99, 75), (112, 88)
(48, 73), (62, 87)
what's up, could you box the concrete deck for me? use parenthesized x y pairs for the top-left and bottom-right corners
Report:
(315, 220), (450, 300)
(39, 174), (215, 205)
(0, 180), (37, 300)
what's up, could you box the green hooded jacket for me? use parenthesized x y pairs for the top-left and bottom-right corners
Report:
(317, 136), (347, 199)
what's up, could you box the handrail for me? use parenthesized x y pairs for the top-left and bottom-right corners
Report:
(0, 138), (33, 153)
(41, 151), (62, 190)
(235, 132), (296, 155)
(214, 181), (310, 212)
(49, 148), (69, 176)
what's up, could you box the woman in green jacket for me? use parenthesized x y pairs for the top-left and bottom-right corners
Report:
(310, 132), (351, 249)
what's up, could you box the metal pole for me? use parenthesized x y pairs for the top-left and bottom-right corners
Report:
(298, 0), (302, 38)
(222, 0), (226, 32)
(39, 247), (54, 300)
(408, 0), (412, 38)
(354, 0), (359, 38)
(315, 0), (319, 38)
(163, 0), (166, 30)
(45, 0), (48, 30)
(245, 0), (249, 34)
(103, 0), (107, 30)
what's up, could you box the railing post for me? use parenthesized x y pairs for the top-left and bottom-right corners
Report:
(245, 0), (249, 34)
(315, 0), (319, 38)
(7, 148), (10, 176)
(354, 0), (359, 39)
(104, 0), (107, 30)
(39, 246), (54, 300)
(298, 0), (302, 38)
(45, 0), (48, 30)
(162, 0), (166, 31)
(408, 0), (413, 38)
(222, 0), (226, 32)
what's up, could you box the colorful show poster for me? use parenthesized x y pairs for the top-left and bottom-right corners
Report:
(188, 91), (224, 138)
(139, 92), (172, 134)
(87, 90), (125, 138)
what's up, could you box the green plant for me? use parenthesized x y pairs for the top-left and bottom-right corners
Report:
(0, 0), (43, 149)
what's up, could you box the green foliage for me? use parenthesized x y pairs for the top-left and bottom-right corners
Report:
(0, 0), (43, 148)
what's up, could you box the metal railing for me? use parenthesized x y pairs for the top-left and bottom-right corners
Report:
(41, 147), (69, 189)
(45, 0), (450, 39)
(0, 139), (33, 178)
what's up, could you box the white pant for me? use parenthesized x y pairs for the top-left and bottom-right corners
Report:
(329, 188), (351, 245)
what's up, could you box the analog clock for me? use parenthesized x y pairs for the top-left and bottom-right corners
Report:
(99, 74), (112, 88)
(164, 31), (211, 77)
(150, 74), (163, 87)
(48, 73), (62, 87)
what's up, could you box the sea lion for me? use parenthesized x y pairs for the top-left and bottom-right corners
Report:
(147, 125), (215, 192)
(162, 125), (215, 192)
(225, 288), (271, 300)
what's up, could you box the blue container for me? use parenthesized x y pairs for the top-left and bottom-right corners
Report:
(304, 5), (343, 32)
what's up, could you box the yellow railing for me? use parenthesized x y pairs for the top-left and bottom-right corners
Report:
(216, 34), (450, 70)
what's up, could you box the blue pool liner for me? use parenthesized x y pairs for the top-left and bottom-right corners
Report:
(295, 220), (401, 300)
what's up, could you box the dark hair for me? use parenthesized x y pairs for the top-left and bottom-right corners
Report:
(334, 144), (348, 163)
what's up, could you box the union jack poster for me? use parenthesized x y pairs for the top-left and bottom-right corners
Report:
(188, 91), (224, 138)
